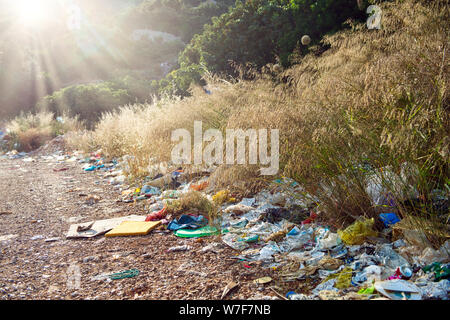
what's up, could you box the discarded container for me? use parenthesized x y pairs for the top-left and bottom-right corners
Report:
(375, 244), (410, 271)
(422, 262), (450, 282)
(389, 266), (413, 280)
(374, 279), (422, 300)
(174, 225), (219, 238)
(238, 235), (259, 243)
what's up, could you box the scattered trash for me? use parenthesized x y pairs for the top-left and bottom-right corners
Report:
(167, 245), (192, 252)
(374, 279), (422, 300)
(201, 242), (223, 253)
(167, 215), (208, 231)
(338, 218), (378, 245)
(375, 243), (410, 271)
(318, 256), (344, 270)
(318, 232), (341, 250)
(264, 230), (288, 243)
(4, 145), (447, 300)
(379, 213), (401, 227)
(389, 266), (413, 280)
(146, 207), (167, 222)
(253, 277), (273, 284)
(108, 269), (140, 280)
(66, 215), (147, 239)
(105, 221), (161, 237)
(224, 204), (254, 215)
(212, 190), (236, 205)
(422, 262), (450, 282)
(419, 279), (449, 299)
(174, 225), (219, 238)
(357, 284), (376, 295)
(141, 185), (161, 196)
(190, 181), (209, 191)
(221, 281), (239, 299)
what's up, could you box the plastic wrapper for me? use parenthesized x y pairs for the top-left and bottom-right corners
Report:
(337, 218), (377, 245)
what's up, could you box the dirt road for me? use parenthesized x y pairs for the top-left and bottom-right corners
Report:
(0, 156), (275, 300)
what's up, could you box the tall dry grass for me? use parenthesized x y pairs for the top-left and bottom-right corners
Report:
(68, 0), (449, 245)
(5, 112), (82, 152)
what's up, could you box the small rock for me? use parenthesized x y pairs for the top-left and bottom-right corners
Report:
(82, 255), (100, 263)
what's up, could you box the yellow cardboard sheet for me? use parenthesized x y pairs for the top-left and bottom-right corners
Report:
(105, 220), (161, 237)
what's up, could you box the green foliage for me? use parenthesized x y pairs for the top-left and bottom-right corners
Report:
(180, 0), (366, 74)
(158, 64), (205, 97)
(118, 0), (235, 41)
(169, 0), (368, 96)
(37, 82), (133, 129)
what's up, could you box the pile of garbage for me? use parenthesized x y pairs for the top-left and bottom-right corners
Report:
(3, 146), (449, 300)
(71, 150), (449, 300)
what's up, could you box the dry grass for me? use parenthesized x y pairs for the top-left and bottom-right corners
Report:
(5, 112), (82, 152)
(68, 0), (449, 246)
(165, 190), (219, 223)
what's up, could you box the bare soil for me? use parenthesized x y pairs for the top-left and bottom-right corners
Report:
(0, 156), (276, 300)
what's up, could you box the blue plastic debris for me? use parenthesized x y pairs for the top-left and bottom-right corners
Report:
(167, 215), (208, 231)
(379, 213), (401, 227)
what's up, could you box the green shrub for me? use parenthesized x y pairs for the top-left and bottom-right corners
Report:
(37, 82), (133, 129)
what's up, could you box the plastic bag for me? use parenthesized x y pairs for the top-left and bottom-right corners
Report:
(212, 190), (236, 205)
(318, 232), (342, 250)
(334, 267), (353, 289)
(337, 218), (377, 245)
(379, 213), (401, 227)
(222, 233), (249, 251)
(375, 244), (410, 270)
(259, 242), (281, 261)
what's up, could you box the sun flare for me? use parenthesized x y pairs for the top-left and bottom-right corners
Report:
(13, 0), (55, 27)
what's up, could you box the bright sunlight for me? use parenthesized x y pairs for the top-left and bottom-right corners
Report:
(12, 0), (56, 26)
